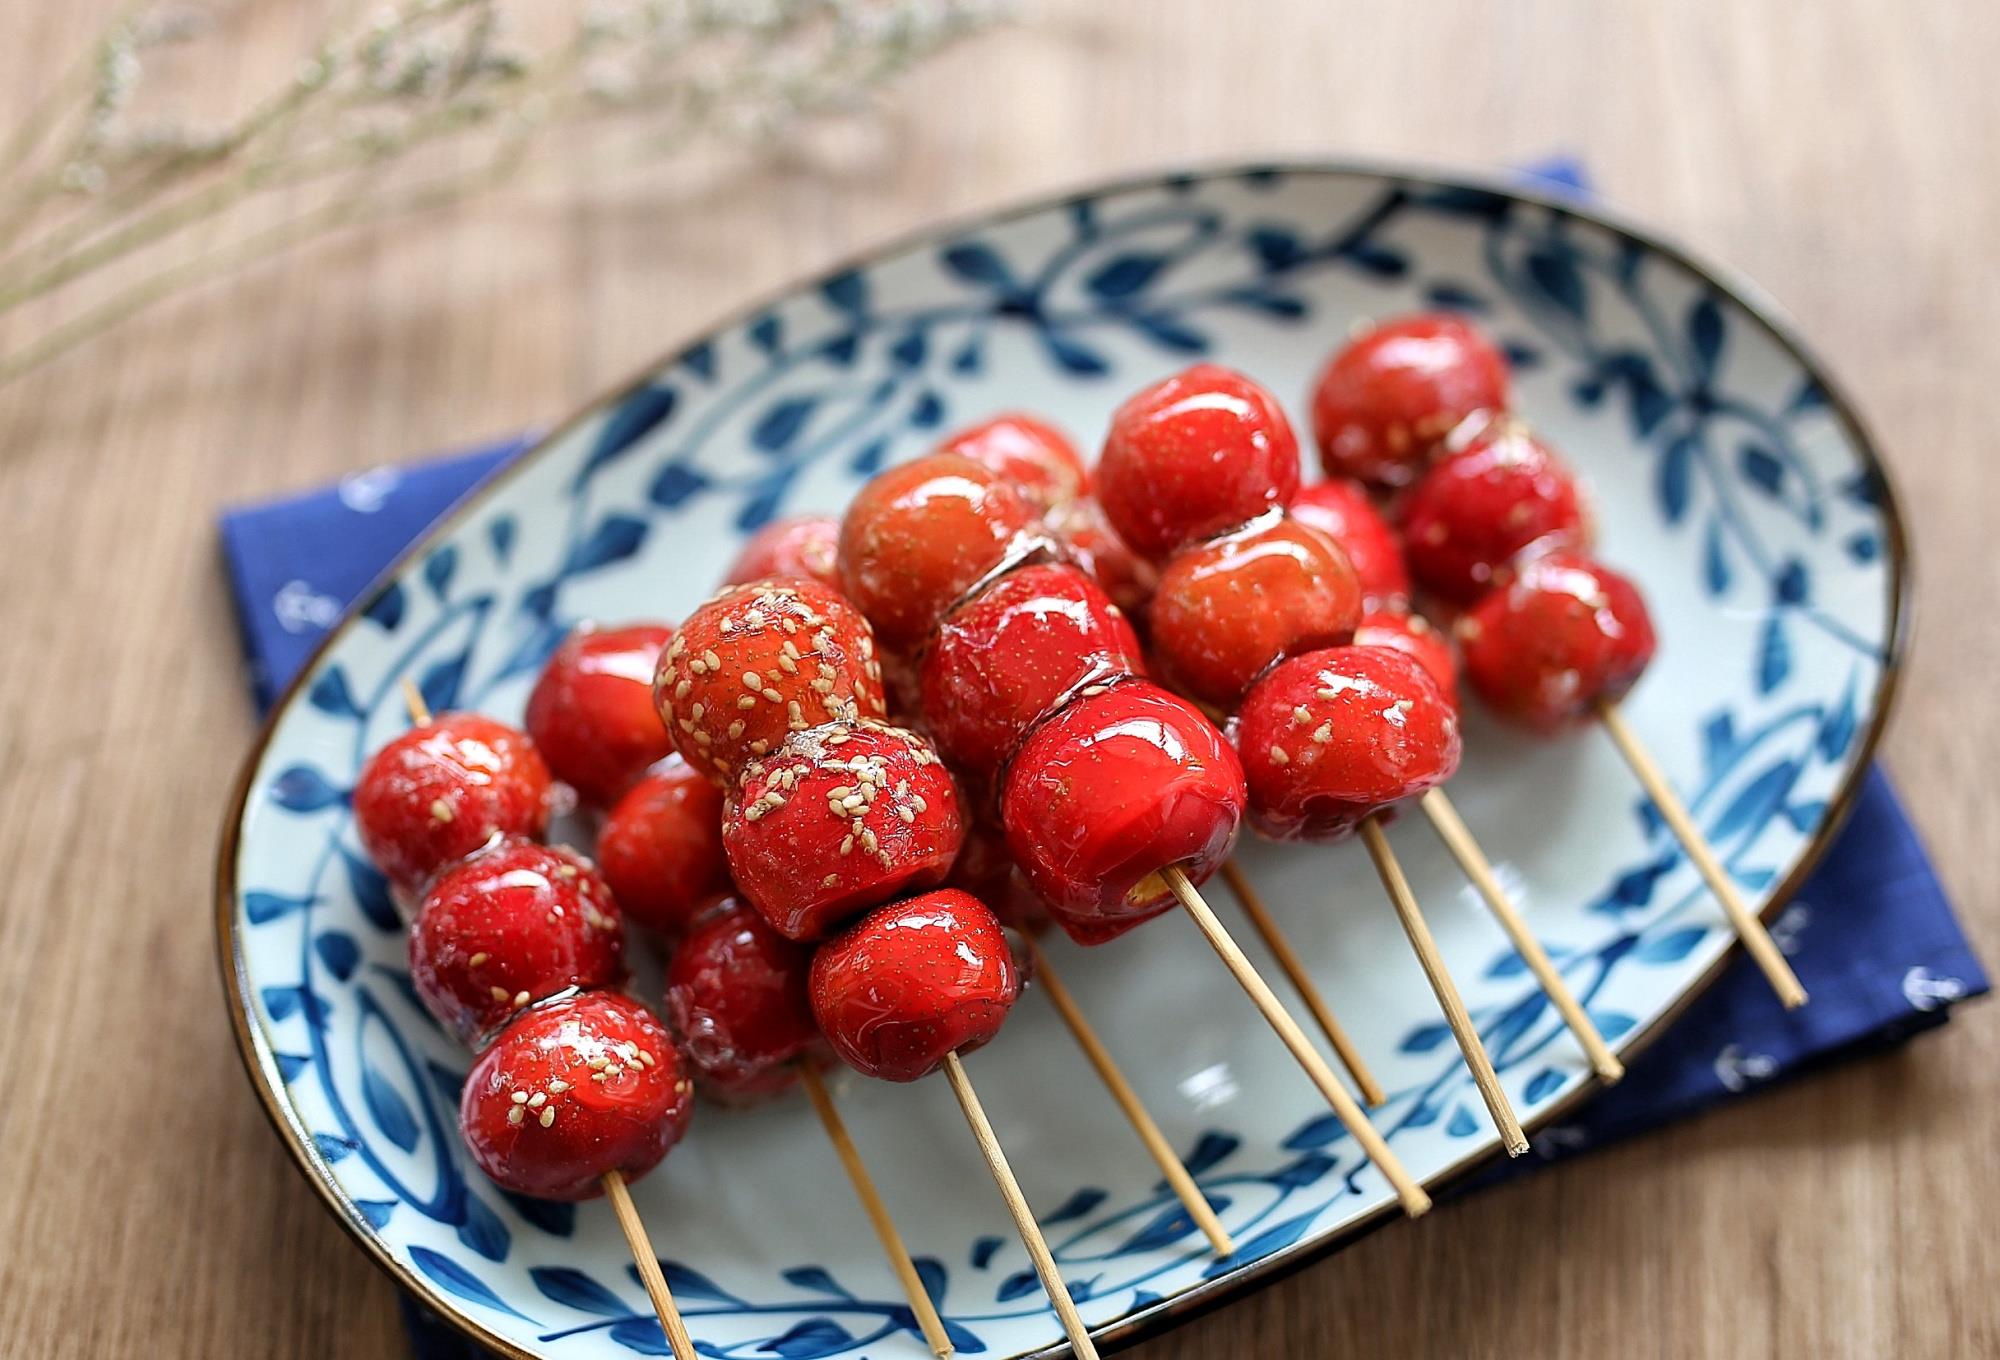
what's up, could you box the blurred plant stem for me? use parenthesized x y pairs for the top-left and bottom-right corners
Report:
(0, 0), (1001, 386)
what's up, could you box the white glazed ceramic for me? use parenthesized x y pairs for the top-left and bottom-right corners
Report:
(219, 161), (1906, 1359)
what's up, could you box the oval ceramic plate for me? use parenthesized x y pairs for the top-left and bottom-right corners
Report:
(219, 160), (1906, 1360)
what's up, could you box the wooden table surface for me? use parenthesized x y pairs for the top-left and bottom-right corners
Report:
(1, 2), (1994, 1356)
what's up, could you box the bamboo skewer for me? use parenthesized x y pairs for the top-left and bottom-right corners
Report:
(941, 1053), (1100, 1360)
(798, 1064), (954, 1357)
(1161, 865), (1431, 1216)
(400, 678), (695, 1357)
(1594, 699), (1808, 1009)
(1419, 790), (1625, 1083)
(1025, 939), (1234, 1255)
(1358, 817), (1529, 1156)
(1216, 860), (1386, 1106)
(604, 1171), (699, 1360)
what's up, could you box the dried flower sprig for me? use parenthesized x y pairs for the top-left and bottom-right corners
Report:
(0, 0), (1002, 386)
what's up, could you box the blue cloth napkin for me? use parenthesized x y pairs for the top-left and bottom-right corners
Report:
(218, 159), (1986, 1357)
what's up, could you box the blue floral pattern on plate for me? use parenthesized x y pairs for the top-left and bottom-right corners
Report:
(220, 162), (1900, 1360)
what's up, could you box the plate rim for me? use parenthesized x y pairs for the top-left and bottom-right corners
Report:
(213, 153), (1914, 1360)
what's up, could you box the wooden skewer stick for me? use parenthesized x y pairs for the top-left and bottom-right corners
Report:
(798, 1064), (955, 1357)
(402, 681), (699, 1356)
(1594, 699), (1808, 1009)
(1025, 939), (1234, 1256)
(1161, 865), (1431, 1216)
(401, 677), (432, 726)
(603, 1170), (698, 1360)
(940, 1052), (1100, 1360)
(1216, 860), (1387, 1107)
(1358, 817), (1529, 1155)
(1419, 790), (1625, 1083)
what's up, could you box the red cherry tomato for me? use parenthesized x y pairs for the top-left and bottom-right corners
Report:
(1458, 552), (1656, 732)
(920, 563), (1144, 780)
(354, 713), (554, 893)
(1352, 609), (1459, 711)
(1400, 421), (1588, 605)
(935, 413), (1088, 512)
(663, 900), (818, 1101)
(1236, 645), (1462, 841)
(655, 580), (886, 784)
(1310, 314), (1509, 488)
(1047, 495), (1159, 616)
(837, 453), (1038, 653)
(808, 888), (1021, 1083)
(409, 839), (624, 1044)
(595, 756), (728, 936)
(723, 515), (843, 592)
(1288, 479), (1411, 612)
(459, 990), (693, 1201)
(1096, 363), (1301, 560)
(1149, 518), (1362, 708)
(525, 623), (675, 808)
(1000, 680), (1244, 935)
(725, 722), (965, 941)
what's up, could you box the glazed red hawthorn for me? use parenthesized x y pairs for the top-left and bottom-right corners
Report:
(837, 453), (1038, 652)
(1149, 518), (1362, 708)
(1458, 552), (1657, 732)
(354, 713), (555, 893)
(725, 721), (964, 941)
(1400, 421), (1589, 605)
(808, 888), (1021, 1082)
(664, 900), (818, 1100)
(1353, 609), (1459, 711)
(409, 839), (625, 1044)
(920, 562), (1145, 779)
(1310, 313), (1509, 488)
(1046, 495), (1159, 615)
(1096, 363), (1301, 560)
(1236, 645), (1462, 841)
(655, 579), (886, 784)
(1288, 479), (1411, 612)
(525, 623), (675, 808)
(596, 756), (728, 936)
(723, 514), (843, 592)
(460, 990), (693, 1201)
(935, 413), (1088, 512)
(1001, 680), (1245, 939)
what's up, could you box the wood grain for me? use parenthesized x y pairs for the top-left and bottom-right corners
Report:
(0, 1), (1993, 1357)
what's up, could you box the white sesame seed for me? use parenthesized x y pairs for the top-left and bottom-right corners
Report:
(547, 1080), (569, 1093)
(468, 952), (488, 967)
(507, 1105), (525, 1125)
(511, 1091), (530, 1104)
(490, 986), (510, 1002)
(539, 1108), (555, 1127)
(430, 799), (454, 823)
(527, 1092), (547, 1108)
(1269, 746), (1289, 765)
(512, 990), (530, 1007)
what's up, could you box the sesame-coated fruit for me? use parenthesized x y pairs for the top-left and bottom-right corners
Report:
(409, 838), (625, 1045)
(723, 514), (843, 592)
(354, 713), (554, 893)
(724, 720), (964, 942)
(595, 755), (729, 937)
(920, 562), (1145, 780)
(1288, 478), (1412, 612)
(1352, 609), (1459, 711)
(1400, 420), (1589, 605)
(808, 889), (1020, 1083)
(1148, 517), (1362, 708)
(459, 990), (693, 1201)
(654, 579), (886, 785)
(664, 900), (819, 1102)
(525, 622), (675, 808)
(1096, 363), (1301, 560)
(1000, 679), (1244, 939)
(1236, 645), (1462, 842)
(1458, 551), (1656, 733)
(934, 412), (1089, 512)
(1310, 313), (1510, 488)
